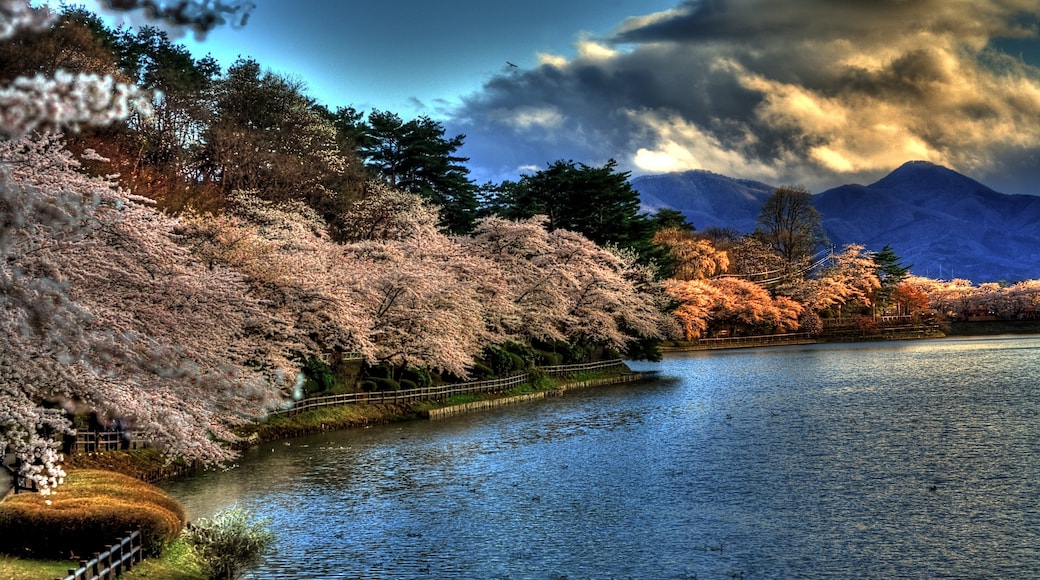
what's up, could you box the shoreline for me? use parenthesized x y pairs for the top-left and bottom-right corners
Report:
(424, 373), (644, 419)
(62, 370), (649, 483)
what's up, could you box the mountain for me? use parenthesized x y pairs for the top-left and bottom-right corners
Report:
(631, 162), (1040, 283)
(632, 170), (774, 233)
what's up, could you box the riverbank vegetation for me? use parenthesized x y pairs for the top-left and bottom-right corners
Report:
(5, 0), (1040, 496)
(0, 470), (183, 559)
(4, 1), (1040, 576)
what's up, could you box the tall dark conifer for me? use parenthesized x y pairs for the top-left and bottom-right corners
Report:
(873, 244), (911, 311)
(358, 111), (478, 234)
(495, 159), (655, 262)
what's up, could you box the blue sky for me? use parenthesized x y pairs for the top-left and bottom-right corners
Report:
(76, 1), (1040, 193)
(86, 0), (677, 117)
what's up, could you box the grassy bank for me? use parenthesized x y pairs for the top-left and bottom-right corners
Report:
(0, 538), (204, 580)
(0, 469), (188, 580)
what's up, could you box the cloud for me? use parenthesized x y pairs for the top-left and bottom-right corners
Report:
(448, 0), (1040, 193)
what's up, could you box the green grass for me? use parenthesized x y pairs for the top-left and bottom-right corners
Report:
(0, 538), (205, 580)
(238, 401), (422, 445)
(443, 394), (479, 405)
(122, 538), (204, 580)
(0, 555), (74, 580)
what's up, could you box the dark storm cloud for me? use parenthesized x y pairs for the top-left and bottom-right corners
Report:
(448, 0), (1040, 193)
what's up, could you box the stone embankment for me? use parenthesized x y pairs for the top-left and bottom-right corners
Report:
(424, 373), (643, 419)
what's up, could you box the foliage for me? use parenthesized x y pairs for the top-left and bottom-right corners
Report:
(1, 136), (291, 492)
(492, 159), (656, 261)
(300, 357), (335, 394)
(181, 506), (274, 580)
(202, 58), (363, 228)
(648, 207), (695, 232)
(907, 276), (1040, 320)
(0, 469), (184, 559)
(872, 244), (911, 310)
(350, 109), (479, 234)
(367, 377), (400, 392)
(653, 227), (729, 280)
(664, 276), (803, 339)
(481, 345), (522, 377)
(892, 282), (930, 318)
(805, 244), (881, 316)
(465, 215), (670, 358)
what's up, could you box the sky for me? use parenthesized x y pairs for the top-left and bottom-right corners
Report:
(81, 0), (1040, 194)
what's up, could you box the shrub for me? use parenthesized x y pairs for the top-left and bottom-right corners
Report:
(854, 315), (880, 334)
(369, 377), (399, 392)
(507, 352), (525, 371)
(300, 357), (335, 394)
(363, 364), (392, 379)
(182, 506), (274, 580)
(526, 367), (554, 390)
(399, 379), (417, 390)
(534, 349), (562, 366)
(401, 366), (433, 388)
(503, 342), (536, 368)
(481, 346), (513, 377)
(469, 362), (494, 379)
(0, 470), (184, 559)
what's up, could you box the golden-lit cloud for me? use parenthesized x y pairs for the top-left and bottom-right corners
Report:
(537, 52), (569, 68)
(628, 109), (782, 181)
(575, 39), (618, 61)
(452, 0), (1040, 192)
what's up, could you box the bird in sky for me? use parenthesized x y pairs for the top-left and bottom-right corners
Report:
(506, 61), (518, 68)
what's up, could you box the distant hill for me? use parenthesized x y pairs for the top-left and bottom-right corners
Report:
(632, 170), (774, 233)
(631, 162), (1040, 283)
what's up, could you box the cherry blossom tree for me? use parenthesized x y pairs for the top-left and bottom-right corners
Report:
(652, 227), (729, 280)
(806, 244), (880, 318)
(1000, 280), (1040, 319)
(465, 215), (573, 344)
(340, 180), (442, 242)
(1, 135), (292, 491)
(662, 279), (719, 340)
(0, 2), (155, 139)
(339, 186), (508, 377)
(465, 215), (669, 357)
(179, 192), (377, 365)
(708, 277), (794, 336)
(664, 275), (803, 339)
(891, 282), (931, 318)
(0, 0), (299, 494)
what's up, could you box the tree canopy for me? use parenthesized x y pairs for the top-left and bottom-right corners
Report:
(348, 110), (479, 234)
(492, 159), (656, 262)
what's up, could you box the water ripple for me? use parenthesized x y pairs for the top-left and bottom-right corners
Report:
(166, 336), (1040, 579)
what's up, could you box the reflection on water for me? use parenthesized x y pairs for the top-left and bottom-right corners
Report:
(165, 336), (1040, 578)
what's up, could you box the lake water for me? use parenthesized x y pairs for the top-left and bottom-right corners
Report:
(164, 336), (1040, 579)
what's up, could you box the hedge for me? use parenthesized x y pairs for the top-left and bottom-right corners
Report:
(0, 470), (185, 559)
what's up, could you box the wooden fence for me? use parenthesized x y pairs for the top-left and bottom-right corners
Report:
(57, 529), (142, 580)
(684, 332), (817, 350)
(540, 359), (629, 375)
(71, 430), (150, 454)
(268, 359), (626, 418)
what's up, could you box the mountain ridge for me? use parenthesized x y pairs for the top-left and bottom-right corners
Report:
(630, 161), (1040, 283)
